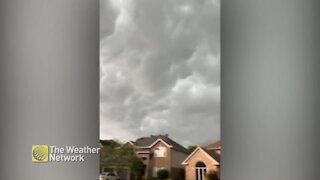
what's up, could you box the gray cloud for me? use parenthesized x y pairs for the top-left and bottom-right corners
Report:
(100, 0), (220, 146)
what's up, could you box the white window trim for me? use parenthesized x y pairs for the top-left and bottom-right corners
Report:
(154, 146), (167, 158)
(195, 167), (207, 180)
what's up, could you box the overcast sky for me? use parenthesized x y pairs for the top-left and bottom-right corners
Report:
(100, 0), (220, 147)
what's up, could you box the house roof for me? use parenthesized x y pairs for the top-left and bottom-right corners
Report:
(203, 149), (220, 163)
(134, 135), (189, 153)
(182, 147), (220, 165)
(100, 139), (118, 146)
(123, 141), (135, 146)
(203, 140), (221, 150)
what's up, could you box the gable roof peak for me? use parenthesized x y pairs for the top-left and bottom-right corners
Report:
(182, 147), (220, 165)
(134, 134), (188, 153)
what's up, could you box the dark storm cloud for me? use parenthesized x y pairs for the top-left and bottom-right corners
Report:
(100, 0), (220, 146)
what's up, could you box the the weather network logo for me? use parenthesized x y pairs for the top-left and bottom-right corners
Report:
(32, 144), (99, 163)
(32, 145), (49, 162)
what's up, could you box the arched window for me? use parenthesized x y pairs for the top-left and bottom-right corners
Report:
(195, 161), (207, 180)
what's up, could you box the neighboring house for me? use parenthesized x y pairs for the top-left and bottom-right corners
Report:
(203, 141), (221, 155)
(182, 141), (221, 180)
(133, 134), (189, 180)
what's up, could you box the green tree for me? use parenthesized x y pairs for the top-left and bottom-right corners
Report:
(100, 140), (145, 179)
(157, 169), (170, 180)
(129, 156), (145, 179)
(187, 145), (197, 153)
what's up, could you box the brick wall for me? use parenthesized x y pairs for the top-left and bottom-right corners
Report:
(136, 140), (188, 180)
(149, 141), (171, 177)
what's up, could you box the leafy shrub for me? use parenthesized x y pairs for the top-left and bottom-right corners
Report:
(205, 170), (219, 180)
(157, 169), (170, 179)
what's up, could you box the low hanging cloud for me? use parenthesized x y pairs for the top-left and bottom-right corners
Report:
(100, 0), (220, 146)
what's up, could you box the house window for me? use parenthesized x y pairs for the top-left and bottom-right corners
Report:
(195, 161), (207, 180)
(154, 146), (166, 157)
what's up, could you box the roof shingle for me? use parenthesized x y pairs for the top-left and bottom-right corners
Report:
(134, 135), (189, 153)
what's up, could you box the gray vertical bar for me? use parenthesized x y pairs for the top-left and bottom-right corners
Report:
(222, 1), (320, 180)
(0, 0), (99, 179)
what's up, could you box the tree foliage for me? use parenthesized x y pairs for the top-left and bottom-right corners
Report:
(129, 155), (145, 178)
(187, 145), (197, 153)
(157, 169), (170, 179)
(100, 140), (145, 178)
(205, 170), (219, 180)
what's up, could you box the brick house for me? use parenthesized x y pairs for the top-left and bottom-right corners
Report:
(182, 141), (221, 180)
(133, 135), (189, 180)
